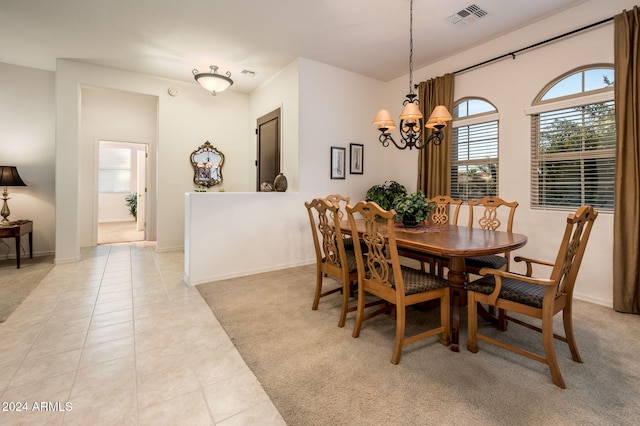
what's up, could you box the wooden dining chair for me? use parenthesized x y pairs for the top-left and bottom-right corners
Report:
(467, 206), (598, 388)
(305, 197), (358, 328)
(429, 195), (463, 225)
(324, 193), (349, 218)
(324, 193), (357, 251)
(465, 196), (519, 273)
(465, 196), (520, 327)
(347, 201), (451, 364)
(398, 195), (463, 275)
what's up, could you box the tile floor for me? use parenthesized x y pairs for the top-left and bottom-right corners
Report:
(0, 242), (286, 425)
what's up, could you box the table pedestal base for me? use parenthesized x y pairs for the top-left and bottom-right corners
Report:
(447, 257), (467, 352)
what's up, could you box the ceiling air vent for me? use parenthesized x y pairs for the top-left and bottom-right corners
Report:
(448, 4), (488, 26)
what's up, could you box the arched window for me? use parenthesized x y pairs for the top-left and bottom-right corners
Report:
(451, 98), (499, 200)
(527, 65), (615, 211)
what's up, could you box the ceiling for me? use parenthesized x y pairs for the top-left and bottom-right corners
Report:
(0, 0), (590, 93)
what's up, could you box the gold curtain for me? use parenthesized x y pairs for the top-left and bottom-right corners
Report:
(613, 6), (640, 314)
(417, 73), (454, 198)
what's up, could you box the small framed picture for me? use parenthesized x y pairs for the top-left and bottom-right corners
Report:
(330, 146), (346, 179)
(350, 143), (364, 175)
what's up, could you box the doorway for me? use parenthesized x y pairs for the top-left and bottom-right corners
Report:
(96, 140), (147, 244)
(256, 108), (281, 191)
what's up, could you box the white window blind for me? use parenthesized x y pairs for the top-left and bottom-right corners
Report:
(99, 147), (132, 193)
(451, 120), (498, 200)
(530, 100), (615, 211)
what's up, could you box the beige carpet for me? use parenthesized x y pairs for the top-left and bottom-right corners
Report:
(197, 264), (640, 426)
(0, 255), (54, 322)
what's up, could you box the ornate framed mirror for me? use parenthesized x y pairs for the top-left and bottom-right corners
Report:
(190, 141), (224, 188)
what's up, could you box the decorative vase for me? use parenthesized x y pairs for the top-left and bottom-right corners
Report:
(260, 182), (274, 192)
(274, 173), (288, 192)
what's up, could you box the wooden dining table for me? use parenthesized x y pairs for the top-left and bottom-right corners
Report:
(341, 219), (528, 352)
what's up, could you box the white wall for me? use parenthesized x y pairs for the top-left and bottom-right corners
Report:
(185, 192), (310, 285)
(0, 62), (55, 258)
(99, 193), (134, 223)
(297, 58), (391, 199)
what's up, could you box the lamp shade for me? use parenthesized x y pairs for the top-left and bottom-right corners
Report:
(0, 166), (26, 187)
(399, 102), (423, 121)
(372, 109), (395, 125)
(195, 74), (233, 93)
(427, 105), (452, 124)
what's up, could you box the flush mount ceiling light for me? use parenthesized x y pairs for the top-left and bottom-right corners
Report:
(192, 65), (233, 96)
(372, 0), (452, 150)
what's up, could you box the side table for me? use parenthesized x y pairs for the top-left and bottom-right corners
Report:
(0, 220), (33, 269)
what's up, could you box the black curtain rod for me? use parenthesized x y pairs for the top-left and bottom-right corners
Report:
(414, 15), (614, 87)
(455, 16), (614, 74)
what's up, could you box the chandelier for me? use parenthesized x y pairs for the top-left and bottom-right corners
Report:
(193, 65), (233, 96)
(372, 0), (452, 150)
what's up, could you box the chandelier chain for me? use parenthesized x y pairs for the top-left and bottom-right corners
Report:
(408, 0), (414, 95)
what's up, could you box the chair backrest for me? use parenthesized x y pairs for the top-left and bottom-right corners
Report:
(305, 198), (349, 274)
(346, 201), (405, 297)
(325, 193), (351, 222)
(427, 195), (463, 225)
(549, 206), (598, 298)
(467, 196), (519, 231)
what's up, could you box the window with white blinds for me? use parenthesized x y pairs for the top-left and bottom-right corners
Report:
(530, 66), (615, 212)
(451, 98), (498, 200)
(99, 146), (132, 193)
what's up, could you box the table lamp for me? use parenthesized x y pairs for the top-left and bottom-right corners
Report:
(0, 166), (27, 226)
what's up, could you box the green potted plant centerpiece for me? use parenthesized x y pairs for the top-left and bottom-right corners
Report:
(365, 181), (407, 210)
(393, 190), (431, 227)
(125, 193), (138, 220)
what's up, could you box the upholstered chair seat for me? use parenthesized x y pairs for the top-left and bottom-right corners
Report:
(467, 274), (545, 308)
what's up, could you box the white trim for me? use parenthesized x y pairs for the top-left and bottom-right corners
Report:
(525, 91), (613, 115)
(452, 112), (500, 128)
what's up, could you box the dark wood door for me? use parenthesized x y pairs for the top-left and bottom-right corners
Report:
(256, 108), (281, 191)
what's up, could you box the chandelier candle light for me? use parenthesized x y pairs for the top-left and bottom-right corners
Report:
(372, 0), (452, 150)
(193, 65), (233, 96)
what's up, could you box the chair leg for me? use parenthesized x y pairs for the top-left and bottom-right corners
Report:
(312, 269), (322, 310)
(467, 291), (478, 353)
(562, 305), (583, 363)
(337, 279), (352, 328)
(542, 313), (565, 388)
(351, 286), (365, 338)
(391, 304), (406, 365)
(498, 308), (508, 331)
